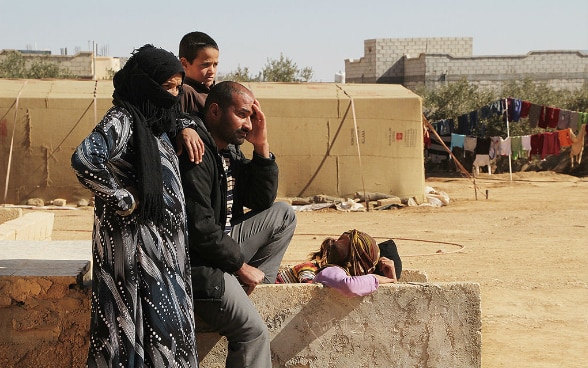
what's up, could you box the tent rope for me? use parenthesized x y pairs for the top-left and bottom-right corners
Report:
(3, 81), (27, 205)
(344, 91), (369, 210)
(294, 233), (466, 257)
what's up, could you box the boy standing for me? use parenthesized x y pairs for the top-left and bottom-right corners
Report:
(179, 31), (219, 114)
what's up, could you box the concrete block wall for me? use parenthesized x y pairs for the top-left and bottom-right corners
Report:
(345, 39), (378, 83)
(405, 51), (588, 90)
(346, 38), (588, 90)
(346, 37), (473, 83)
(0, 50), (119, 79)
(374, 37), (473, 79)
(94, 56), (122, 80)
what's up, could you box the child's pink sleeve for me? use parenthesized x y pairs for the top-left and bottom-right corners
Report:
(314, 266), (378, 297)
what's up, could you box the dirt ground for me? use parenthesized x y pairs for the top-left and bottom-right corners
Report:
(49, 171), (588, 368)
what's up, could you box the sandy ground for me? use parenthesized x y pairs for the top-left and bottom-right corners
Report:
(49, 171), (588, 368)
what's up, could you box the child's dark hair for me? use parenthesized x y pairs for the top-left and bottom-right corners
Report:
(179, 31), (218, 63)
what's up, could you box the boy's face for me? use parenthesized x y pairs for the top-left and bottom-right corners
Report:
(181, 47), (219, 87)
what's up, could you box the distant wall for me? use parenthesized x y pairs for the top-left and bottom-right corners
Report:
(0, 50), (122, 80)
(346, 37), (473, 84)
(404, 51), (588, 90)
(0, 50), (94, 79)
(345, 37), (588, 90)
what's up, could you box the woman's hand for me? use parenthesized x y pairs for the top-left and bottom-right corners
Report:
(176, 128), (205, 163)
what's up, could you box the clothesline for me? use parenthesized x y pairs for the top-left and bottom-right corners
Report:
(426, 98), (588, 165)
(449, 127), (585, 162)
(429, 98), (588, 139)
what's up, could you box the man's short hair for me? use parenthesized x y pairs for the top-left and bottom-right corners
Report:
(179, 31), (218, 63)
(205, 81), (248, 113)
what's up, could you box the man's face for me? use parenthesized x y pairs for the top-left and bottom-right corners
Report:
(214, 91), (254, 147)
(181, 47), (219, 87)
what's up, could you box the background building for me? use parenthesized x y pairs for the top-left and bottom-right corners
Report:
(345, 37), (588, 90)
(0, 49), (123, 80)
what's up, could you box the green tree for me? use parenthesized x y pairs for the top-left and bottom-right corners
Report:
(221, 65), (261, 82)
(0, 51), (27, 78)
(416, 78), (496, 122)
(221, 54), (314, 83)
(0, 50), (74, 79)
(261, 53), (313, 82)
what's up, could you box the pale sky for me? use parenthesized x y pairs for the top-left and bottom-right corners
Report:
(1, 0), (587, 82)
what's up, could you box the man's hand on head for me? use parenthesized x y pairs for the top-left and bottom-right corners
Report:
(246, 100), (270, 158)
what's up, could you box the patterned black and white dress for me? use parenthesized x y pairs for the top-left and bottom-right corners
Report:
(71, 106), (197, 367)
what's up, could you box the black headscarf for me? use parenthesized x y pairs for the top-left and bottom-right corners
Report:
(112, 44), (184, 225)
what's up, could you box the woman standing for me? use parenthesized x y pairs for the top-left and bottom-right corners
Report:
(72, 44), (197, 367)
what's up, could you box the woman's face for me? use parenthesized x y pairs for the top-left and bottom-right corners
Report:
(161, 73), (184, 96)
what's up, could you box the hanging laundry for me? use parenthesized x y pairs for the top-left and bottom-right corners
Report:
(464, 136), (477, 153)
(507, 98), (522, 122)
(579, 112), (588, 126)
(488, 100), (504, 116)
(510, 136), (526, 160)
(499, 137), (512, 156)
(424, 126), (431, 149)
(480, 104), (491, 120)
(473, 154), (492, 175)
(457, 114), (471, 135)
(500, 99), (508, 115)
(529, 133), (544, 160)
(558, 128), (573, 147)
(528, 103), (542, 128)
(541, 132), (561, 159)
(475, 137), (491, 154)
(469, 110), (479, 133)
(544, 107), (560, 129)
(537, 105), (548, 129)
(489, 136), (501, 159)
(450, 133), (465, 151)
(569, 111), (579, 133)
(557, 110), (571, 130)
(521, 135), (532, 152)
(520, 100), (531, 118)
(428, 120), (453, 162)
(477, 121), (487, 138)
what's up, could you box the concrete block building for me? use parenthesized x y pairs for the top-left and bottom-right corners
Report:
(345, 37), (588, 90)
(0, 49), (122, 80)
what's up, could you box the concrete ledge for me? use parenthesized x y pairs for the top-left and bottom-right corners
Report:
(0, 241), (481, 368)
(0, 212), (54, 240)
(197, 282), (481, 368)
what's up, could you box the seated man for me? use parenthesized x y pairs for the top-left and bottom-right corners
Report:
(180, 81), (296, 367)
